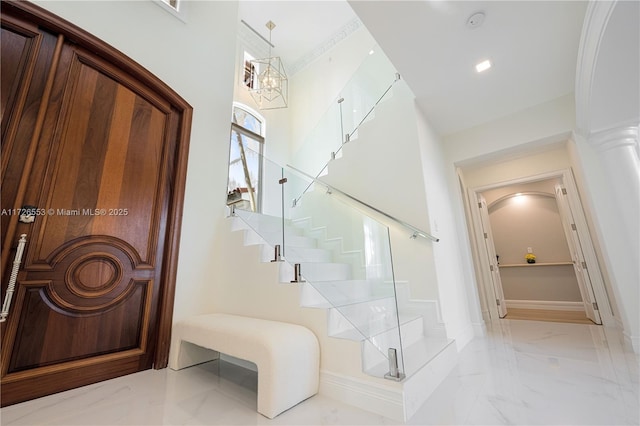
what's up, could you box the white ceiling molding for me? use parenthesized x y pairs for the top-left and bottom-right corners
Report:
(574, 0), (617, 136)
(238, 20), (271, 60)
(287, 17), (362, 76)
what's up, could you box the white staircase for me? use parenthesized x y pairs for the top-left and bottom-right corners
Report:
(230, 206), (451, 380)
(225, 70), (457, 420)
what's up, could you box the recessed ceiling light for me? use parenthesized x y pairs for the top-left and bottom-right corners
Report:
(475, 59), (492, 73)
(369, 49), (375, 55)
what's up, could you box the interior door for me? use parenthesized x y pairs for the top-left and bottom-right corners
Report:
(555, 185), (602, 324)
(477, 194), (507, 318)
(1, 2), (191, 406)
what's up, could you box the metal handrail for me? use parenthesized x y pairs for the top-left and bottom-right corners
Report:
(286, 165), (440, 243)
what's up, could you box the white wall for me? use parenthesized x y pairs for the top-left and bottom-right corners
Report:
(461, 145), (572, 189)
(33, 0), (240, 324)
(445, 94), (576, 166)
(415, 108), (477, 347)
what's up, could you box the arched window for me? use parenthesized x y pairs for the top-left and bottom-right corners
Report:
(227, 104), (265, 212)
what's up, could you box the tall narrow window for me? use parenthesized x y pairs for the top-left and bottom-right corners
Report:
(161, 0), (179, 10)
(243, 52), (257, 89)
(227, 105), (265, 212)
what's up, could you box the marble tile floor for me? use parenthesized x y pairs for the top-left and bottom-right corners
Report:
(2, 319), (638, 426)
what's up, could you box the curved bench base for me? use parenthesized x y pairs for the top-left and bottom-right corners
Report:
(169, 313), (320, 419)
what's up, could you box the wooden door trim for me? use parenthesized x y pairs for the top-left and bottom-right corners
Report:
(1, 1), (190, 109)
(155, 106), (192, 368)
(1, 0), (192, 370)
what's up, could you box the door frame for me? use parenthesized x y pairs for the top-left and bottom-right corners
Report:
(554, 184), (602, 324)
(466, 168), (614, 325)
(473, 193), (508, 318)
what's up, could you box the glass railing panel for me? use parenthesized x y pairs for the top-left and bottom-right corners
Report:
(291, 45), (399, 181)
(338, 45), (397, 141)
(228, 150), (285, 253)
(282, 164), (405, 379)
(229, 146), (406, 379)
(291, 101), (342, 179)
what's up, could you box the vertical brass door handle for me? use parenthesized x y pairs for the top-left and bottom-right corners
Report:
(0, 234), (28, 322)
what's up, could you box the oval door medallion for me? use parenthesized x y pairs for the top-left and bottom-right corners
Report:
(68, 255), (122, 297)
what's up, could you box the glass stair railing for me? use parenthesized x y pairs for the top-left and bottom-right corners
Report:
(230, 147), (407, 380)
(226, 44), (443, 381)
(292, 45), (400, 184)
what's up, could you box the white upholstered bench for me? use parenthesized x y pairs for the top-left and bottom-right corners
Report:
(168, 313), (320, 419)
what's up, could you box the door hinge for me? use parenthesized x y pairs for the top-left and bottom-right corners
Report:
(571, 223), (577, 231)
(561, 187), (567, 195)
(582, 261), (588, 269)
(490, 265), (494, 272)
(496, 299), (501, 306)
(478, 202), (482, 208)
(592, 302), (599, 311)
(484, 232), (488, 239)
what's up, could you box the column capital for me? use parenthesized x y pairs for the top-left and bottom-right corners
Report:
(589, 125), (639, 152)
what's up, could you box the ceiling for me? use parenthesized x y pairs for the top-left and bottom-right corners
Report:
(238, 1), (589, 136)
(238, 1), (357, 73)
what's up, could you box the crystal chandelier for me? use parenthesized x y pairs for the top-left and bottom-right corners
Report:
(248, 21), (288, 110)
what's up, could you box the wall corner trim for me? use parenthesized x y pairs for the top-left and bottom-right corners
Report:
(575, 0), (618, 134)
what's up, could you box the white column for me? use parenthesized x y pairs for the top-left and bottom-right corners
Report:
(589, 125), (639, 351)
(589, 126), (640, 252)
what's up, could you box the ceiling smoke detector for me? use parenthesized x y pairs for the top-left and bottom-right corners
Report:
(466, 12), (485, 29)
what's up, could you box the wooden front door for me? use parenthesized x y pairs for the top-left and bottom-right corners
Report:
(1, 2), (192, 406)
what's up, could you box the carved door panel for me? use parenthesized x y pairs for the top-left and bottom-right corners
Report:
(1, 2), (191, 406)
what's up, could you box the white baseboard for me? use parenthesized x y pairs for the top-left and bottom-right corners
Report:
(631, 336), (640, 354)
(454, 323), (475, 351)
(622, 329), (640, 354)
(472, 321), (487, 337)
(505, 299), (584, 311)
(319, 370), (404, 422)
(319, 340), (458, 422)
